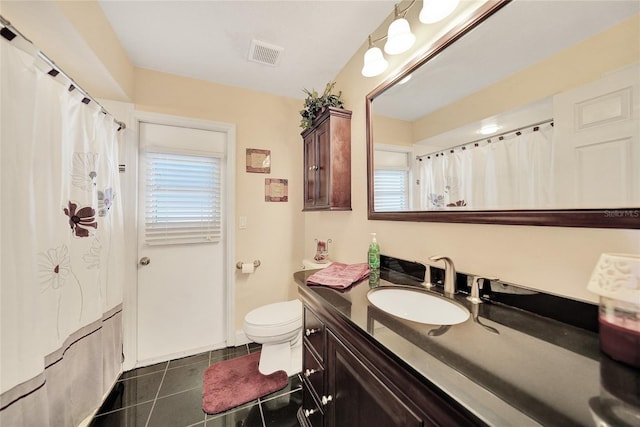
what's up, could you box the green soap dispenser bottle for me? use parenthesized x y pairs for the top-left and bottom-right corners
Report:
(368, 233), (380, 269)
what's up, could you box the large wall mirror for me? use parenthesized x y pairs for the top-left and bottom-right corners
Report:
(366, 0), (640, 228)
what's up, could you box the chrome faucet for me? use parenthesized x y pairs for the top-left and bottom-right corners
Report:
(429, 256), (456, 296)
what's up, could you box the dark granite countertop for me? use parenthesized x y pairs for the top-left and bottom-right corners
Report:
(294, 268), (640, 427)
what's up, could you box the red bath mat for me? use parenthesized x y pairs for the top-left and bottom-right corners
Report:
(202, 351), (288, 415)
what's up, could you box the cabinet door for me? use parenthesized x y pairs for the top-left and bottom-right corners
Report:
(303, 132), (317, 209)
(325, 331), (422, 427)
(315, 119), (331, 208)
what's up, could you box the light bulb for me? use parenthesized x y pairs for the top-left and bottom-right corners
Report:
(362, 46), (389, 77)
(420, 0), (460, 24)
(384, 18), (416, 55)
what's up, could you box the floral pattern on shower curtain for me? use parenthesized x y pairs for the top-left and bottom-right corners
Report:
(420, 150), (469, 209)
(1, 30), (125, 426)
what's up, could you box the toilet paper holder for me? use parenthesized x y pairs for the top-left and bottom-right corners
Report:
(236, 260), (261, 270)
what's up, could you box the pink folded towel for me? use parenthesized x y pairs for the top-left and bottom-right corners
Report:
(306, 262), (370, 289)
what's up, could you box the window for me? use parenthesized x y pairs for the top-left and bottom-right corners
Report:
(374, 169), (409, 211)
(144, 151), (222, 245)
(374, 147), (411, 211)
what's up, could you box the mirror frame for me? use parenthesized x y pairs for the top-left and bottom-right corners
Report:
(366, 0), (639, 229)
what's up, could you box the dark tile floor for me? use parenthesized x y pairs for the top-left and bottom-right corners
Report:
(90, 343), (302, 427)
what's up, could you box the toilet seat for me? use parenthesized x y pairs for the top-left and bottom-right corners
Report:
(244, 300), (302, 338)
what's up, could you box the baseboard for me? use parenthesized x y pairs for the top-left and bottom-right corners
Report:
(235, 330), (251, 346)
(134, 341), (227, 369)
(78, 414), (92, 427)
(76, 376), (120, 427)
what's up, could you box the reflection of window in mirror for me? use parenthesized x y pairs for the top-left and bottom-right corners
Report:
(373, 144), (414, 211)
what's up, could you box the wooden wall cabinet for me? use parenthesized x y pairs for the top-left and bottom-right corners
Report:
(301, 107), (352, 211)
(298, 299), (481, 427)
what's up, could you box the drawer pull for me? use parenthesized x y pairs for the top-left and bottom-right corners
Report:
(321, 395), (333, 405)
(304, 408), (317, 417)
(305, 328), (319, 337)
(304, 368), (317, 378)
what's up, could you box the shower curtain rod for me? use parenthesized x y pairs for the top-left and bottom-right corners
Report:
(0, 15), (126, 131)
(416, 118), (553, 160)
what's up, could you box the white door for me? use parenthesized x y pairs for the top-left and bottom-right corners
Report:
(553, 62), (639, 208)
(136, 120), (230, 363)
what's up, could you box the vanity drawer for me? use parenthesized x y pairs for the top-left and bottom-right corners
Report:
(303, 341), (324, 398)
(300, 383), (324, 427)
(304, 306), (325, 361)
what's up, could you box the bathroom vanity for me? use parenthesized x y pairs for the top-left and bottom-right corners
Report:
(294, 264), (640, 426)
(298, 286), (479, 426)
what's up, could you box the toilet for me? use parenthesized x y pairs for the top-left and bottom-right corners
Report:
(243, 299), (303, 376)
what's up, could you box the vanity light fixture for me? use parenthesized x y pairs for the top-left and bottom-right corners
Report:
(420, 0), (460, 24)
(362, 36), (390, 77)
(361, 0), (459, 77)
(384, 5), (416, 55)
(362, 1), (416, 77)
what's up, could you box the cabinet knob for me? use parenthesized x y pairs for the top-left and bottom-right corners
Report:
(304, 408), (317, 417)
(321, 395), (333, 405)
(304, 368), (317, 378)
(305, 328), (318, 337)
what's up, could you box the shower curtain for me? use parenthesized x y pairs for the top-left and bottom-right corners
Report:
(419, 123), (554, 210)
(0, 30), (125, 426)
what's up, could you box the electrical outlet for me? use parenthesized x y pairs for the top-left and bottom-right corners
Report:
(239, 216), (247, 229)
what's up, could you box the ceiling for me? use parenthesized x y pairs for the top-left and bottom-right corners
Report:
(98, 0), (396, 100)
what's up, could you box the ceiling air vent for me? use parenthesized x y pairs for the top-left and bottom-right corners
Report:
(248, 39), (284, 66)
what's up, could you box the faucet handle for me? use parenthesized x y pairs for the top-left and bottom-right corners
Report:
(466, 275), (498, 304)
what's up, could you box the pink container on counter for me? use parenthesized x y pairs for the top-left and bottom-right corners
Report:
(588, 253), (640, 368)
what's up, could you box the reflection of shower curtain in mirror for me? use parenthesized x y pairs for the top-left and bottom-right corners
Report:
(1, 34), (125, 425)
(419, 124), (554, 210)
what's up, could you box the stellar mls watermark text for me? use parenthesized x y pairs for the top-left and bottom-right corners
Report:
(604, 210), (639, 218)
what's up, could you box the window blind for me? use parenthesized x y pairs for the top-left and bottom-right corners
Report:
(145, 151), (222, 245)
(374, 169), (408, 211)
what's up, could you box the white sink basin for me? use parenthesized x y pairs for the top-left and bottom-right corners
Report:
(367, 287), (470, 325)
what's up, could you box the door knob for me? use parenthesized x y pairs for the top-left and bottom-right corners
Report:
(139, 257), (151, 266)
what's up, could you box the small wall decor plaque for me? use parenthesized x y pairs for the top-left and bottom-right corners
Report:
(246, 149), (271, 173)
(265, 178), (288, 202)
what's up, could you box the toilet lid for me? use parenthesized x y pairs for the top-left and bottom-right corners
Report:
(245, 299), (302, 327)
